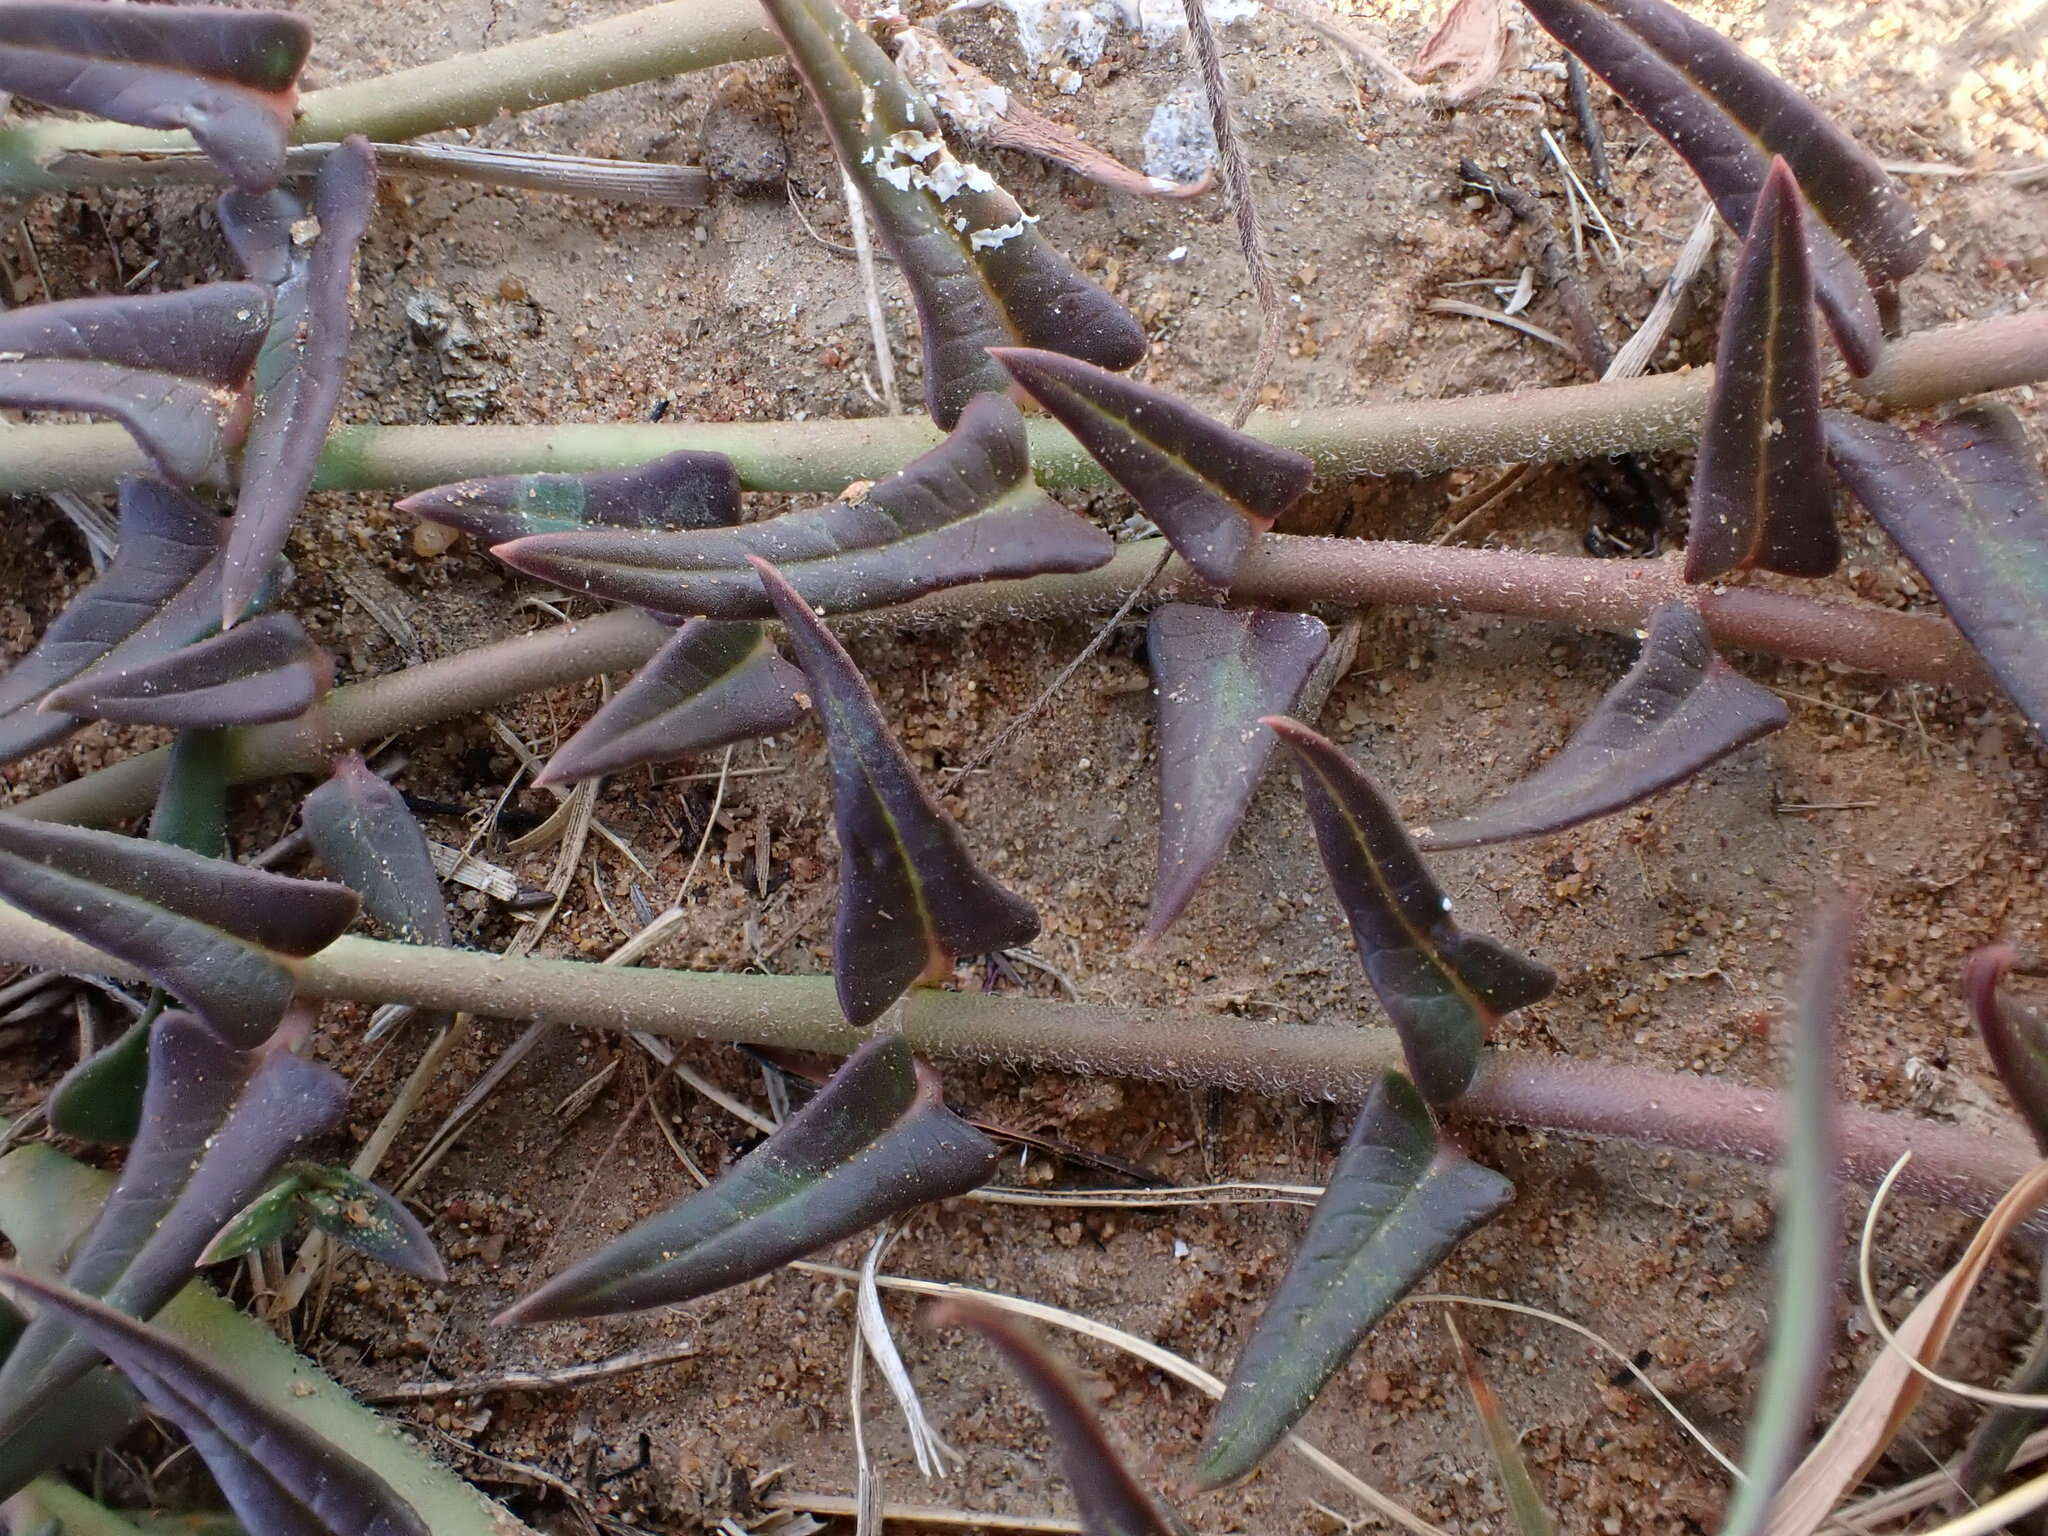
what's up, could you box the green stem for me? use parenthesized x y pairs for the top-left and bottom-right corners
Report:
(0, 0), (774, 195)
(9, 539), (1985, 829)
(3, 312), (2043, 496)
(0, 910), (2028, 1224)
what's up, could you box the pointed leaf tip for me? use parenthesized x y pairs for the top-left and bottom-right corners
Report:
(0, 1266), (429, 1536)
(1519, 0), (1924, 373)
(302, 754), (453, 948)
(539, 620), (808, 786)
(938, 1299), (1176, 1536)
(1965, 945), (2048, 1154)
(1416, 603), (1788, 851)
(294, 1164), (449, 1284)
(757, 0), (1142, 426)
(500, 1035), (998, 1322)
(1827, 404), (2048, 746)
(396, 448), (742, 546)
(40, 612), (324, 729)
(1687, 160), (1835, 582)
(1144, 605), (1328, 944)
(751, 556), (1039, 1027)
(993, 347), (1313, 588)
(1265, 717), (1554, 1102)
(0, 3), (310, 191)
(1197, 1071), (1514, 1488)
(496, 393), (1111, 621)
(222, 135), (377, 628)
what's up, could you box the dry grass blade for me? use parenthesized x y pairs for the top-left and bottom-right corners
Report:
(1764, 1157), (2048, 1536)
(761, 1492), (1081, 1532)
(792, 1260), (1447, 1536)
(858, 1226), (959, 1479)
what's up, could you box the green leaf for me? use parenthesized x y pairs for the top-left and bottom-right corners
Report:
(301, 755), (451, 948)
(1415, 603), (1787, 851)
(396, 449), (740, 545)
(1196, 1071), (1514, 1488)
(1686, 158), (1834, 582)
(0, 1011), (346, 1441)
(1266, 718), (1555, 1102)
(499, 1034), (998, 1322)
(292, 1165), (446, 1284)
(220, 137), (376, 627)
(47, 1004), (156, 1146)
(149, 731), (231, 861)
(751, 555), (1039, 1027)
(938, 1299), (1176, 1536)
(0, 479), (228, 767)
(537, 620), (808, 787)
(495, 394), (1112, 621)
(41, 613), (324, 730)
(196, 1174), (305, 1269)
(1141, 604), (1328, 945)
(1825, 404), (2048, 745)
(1519, 0), (1925, 373)
(1965, 944), (2048, 1154)
(0, 816), (357, 1044)
(1715, 900), (1848, 1536)
(0, 3), (309, 191)
(1448, 1317), (1556, 1536)
(757, 0), (1143, 427)
(0, 1266), (429, 1536)
(993, 347), (1314, 588)
(17, 1476), (154, 1536)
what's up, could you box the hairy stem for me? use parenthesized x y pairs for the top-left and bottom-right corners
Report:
(0, 0), (774, 194)
(11, 539), (1984, 828)
(2, 313), (2041, 496)
(0, 909), (2026, 1223)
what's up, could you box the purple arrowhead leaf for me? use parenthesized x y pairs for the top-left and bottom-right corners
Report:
(751, 556), (1039, 1027)
(1265, 718), (1555, 1102)
(1825, 405), (2048, 745)
(992, 347), (1314, 588)
(537, 620), (808, 787)
(0, 1010), (346, 1437)
(497, 394), (1111, 621)
(0, 2), (310, 192)
(1965, 945), (2048, 1155)
(1713, 902), (1847, 1536)
(0, 1266), (427, 1536)
(0, 815), (357, 1044)
(1141, 604), (1329, 945)
(40, 611), (324, 729)
(301, 754), (452, 948)
(0, 284), (271, 383)
(290, 1164), (447, 1284)
(0, 362), (240, 486)
(395, 450), (742, 546)
(937, 1299), (1177, 1536)
(757, 0), (1144, 427)
(0, 285), (272, 485)
(0, 478), (226, 766)
(220, 136), (377, 627)
(1686, 159), (1835, 583)
(1519, 0), (1926, 374)
(498, 1034), (998, 1322)
(1196, 1071), (1513, 1488)
(1415, 603), (1787, 851)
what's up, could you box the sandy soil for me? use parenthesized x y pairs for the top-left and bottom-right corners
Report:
(4, 0), (2048, 1532)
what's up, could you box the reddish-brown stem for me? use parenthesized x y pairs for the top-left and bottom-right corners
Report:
(10, 539), (1987, 828)
(0, 911), (2028, 1224)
